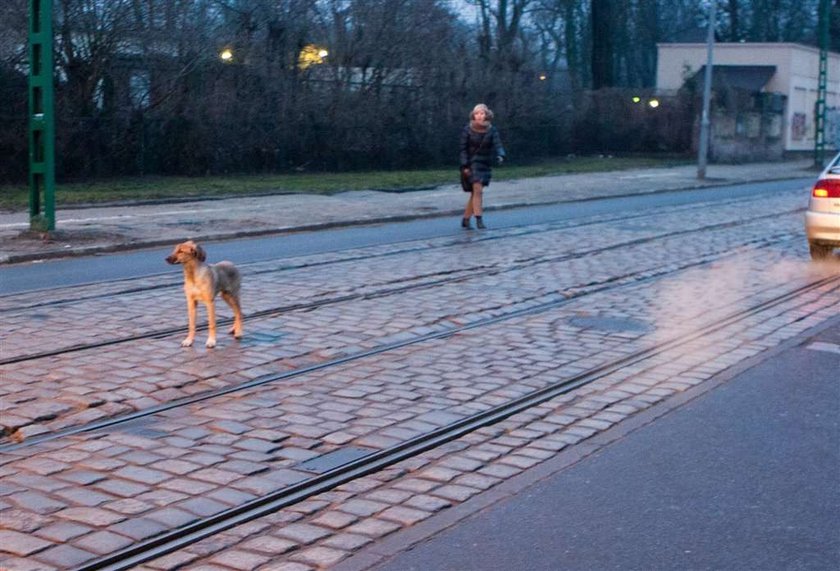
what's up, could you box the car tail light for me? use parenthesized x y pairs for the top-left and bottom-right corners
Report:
(812, 179), (840, 198)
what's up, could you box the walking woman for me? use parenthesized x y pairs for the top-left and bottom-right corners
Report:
(460, 103), (505, 229)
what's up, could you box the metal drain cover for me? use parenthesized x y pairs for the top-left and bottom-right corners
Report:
(568, 315), (652, 334)
(297, 447), (377, 474)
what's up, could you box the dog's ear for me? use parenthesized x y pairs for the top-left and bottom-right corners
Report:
(195, 244), (207, 262)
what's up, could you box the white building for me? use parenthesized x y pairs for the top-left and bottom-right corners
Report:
(657, 42), (840, 152)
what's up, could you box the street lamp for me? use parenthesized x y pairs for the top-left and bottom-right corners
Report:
(697, 0), (715, 180)
(219, 48), (234, 62)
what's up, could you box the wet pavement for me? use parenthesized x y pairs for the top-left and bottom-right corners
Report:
(1, 159), (839, 571)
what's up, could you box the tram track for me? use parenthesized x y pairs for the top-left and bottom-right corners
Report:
(0, 229), (813, 450)
(0, 190), (803, 312)
(71, 271), (840, 571)
(0, 207), (804, 366)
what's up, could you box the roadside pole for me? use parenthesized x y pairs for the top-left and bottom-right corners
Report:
(814, 0), (829, 169)
(28, 0), (56, 232)
(697, 0), (715, 180)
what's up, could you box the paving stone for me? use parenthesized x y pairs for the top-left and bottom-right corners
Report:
(417, 466), (460, 482)
(0, 530), (52, 556)
(275, 523), (331, 545)
(431, 484), (480, 502)
(34, 521), (92, 542)
(56, 470), (107, 486)
(143, 548), (201, 570)
(207, 487), (257, 507)
(113, 466), (171, 485)
(378, 505), (432, 525)
(32, 544), (97, 568)
(160, 477), (217, 495)
(146, 507), (199, 528)
(344, 517), (401, 539)
(96, 517), (166, 542)
(321, 532), (374, 552)
(477, 463), (522, 479)
(309, 510), (359, 530)
(390, 477), (439, 493)
(59, 507), (126, 526)
(287, 500), (330, 515)
(74, 530), (134, 554)
(289, 545), (348, 567)
(209, 550), (271, 570)
(94, 478), (151, 498)
(151, 459), (203, 476)
(255, 562), (313, 571)
(10, 492), (67, 515)
(179, 497), (230, 517)
(338, 499), (389, 517)
(0, 556), (58, 571)
(364, 488), (413, 504)
(239, 535), (298, 555)
(403, 493), (453, 513)
(453, 472), (502, 491)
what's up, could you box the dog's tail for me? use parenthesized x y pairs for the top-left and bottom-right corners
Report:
(216, 261), (241, 294)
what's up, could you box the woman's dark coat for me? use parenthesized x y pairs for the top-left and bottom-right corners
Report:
(460, 125), (505, 186)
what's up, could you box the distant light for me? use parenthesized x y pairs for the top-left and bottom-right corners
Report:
(219, 48), (234, 62)
(632, 96), (641, 103)
(299, 44), (329, 69)
(648, 99), (660, 108)
(539, 73), (547, 81)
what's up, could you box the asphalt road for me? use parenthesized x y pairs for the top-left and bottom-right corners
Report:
(370, 320), (840, 571)
(0, 178), (808, 295)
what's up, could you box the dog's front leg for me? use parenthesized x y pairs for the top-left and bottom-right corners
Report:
(182, 298), (197, 347)
(205, 301), (217, 348)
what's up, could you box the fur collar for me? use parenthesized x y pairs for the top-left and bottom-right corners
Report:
(470, 120), (491, 133)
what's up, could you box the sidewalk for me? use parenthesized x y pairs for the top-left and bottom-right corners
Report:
(0, 160), (815, 264)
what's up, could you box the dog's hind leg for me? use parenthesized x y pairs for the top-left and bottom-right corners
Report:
(222, 292), (243, 339)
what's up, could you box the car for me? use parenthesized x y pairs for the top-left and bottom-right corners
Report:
(805, 152), (840, 260)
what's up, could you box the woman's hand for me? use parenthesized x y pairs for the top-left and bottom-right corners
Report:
(462, 167), (472, 176)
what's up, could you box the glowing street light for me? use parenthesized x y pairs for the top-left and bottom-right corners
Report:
(538, 73), (547, 81)
(648, 98), (660, 108)
(299, 44), (329, 69)
(632, 96), (641, 103)
(219, 48), (234, 62)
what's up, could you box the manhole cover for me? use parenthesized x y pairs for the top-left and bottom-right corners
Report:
(568, 315), (652, 333)
(297, 447), (376, 474)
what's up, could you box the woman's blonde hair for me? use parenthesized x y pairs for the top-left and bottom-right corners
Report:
(470, 103), (494, 121)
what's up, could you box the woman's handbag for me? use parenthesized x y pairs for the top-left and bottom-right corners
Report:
(460, 168), (472, 192)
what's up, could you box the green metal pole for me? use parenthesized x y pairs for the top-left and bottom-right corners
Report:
(28, 0), (55, 232)
(814, 0), (829, 168)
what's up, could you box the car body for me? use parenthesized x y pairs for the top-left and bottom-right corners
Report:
(805, 152), (840, 260)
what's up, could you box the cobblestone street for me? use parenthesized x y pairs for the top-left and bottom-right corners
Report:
(1, 181), (839, 570)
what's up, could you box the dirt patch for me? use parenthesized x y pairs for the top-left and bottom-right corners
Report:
(10, 228), (128, 245)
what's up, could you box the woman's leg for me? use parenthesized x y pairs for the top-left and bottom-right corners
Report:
(472, 182), (486, 228)
(463, 192), (474, 219)
(472, 182), (483, 216)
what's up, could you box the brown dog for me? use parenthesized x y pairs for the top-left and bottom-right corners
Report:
(165, 240), (243, 348)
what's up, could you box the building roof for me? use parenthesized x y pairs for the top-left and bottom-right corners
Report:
(691, 65), (776, 92)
